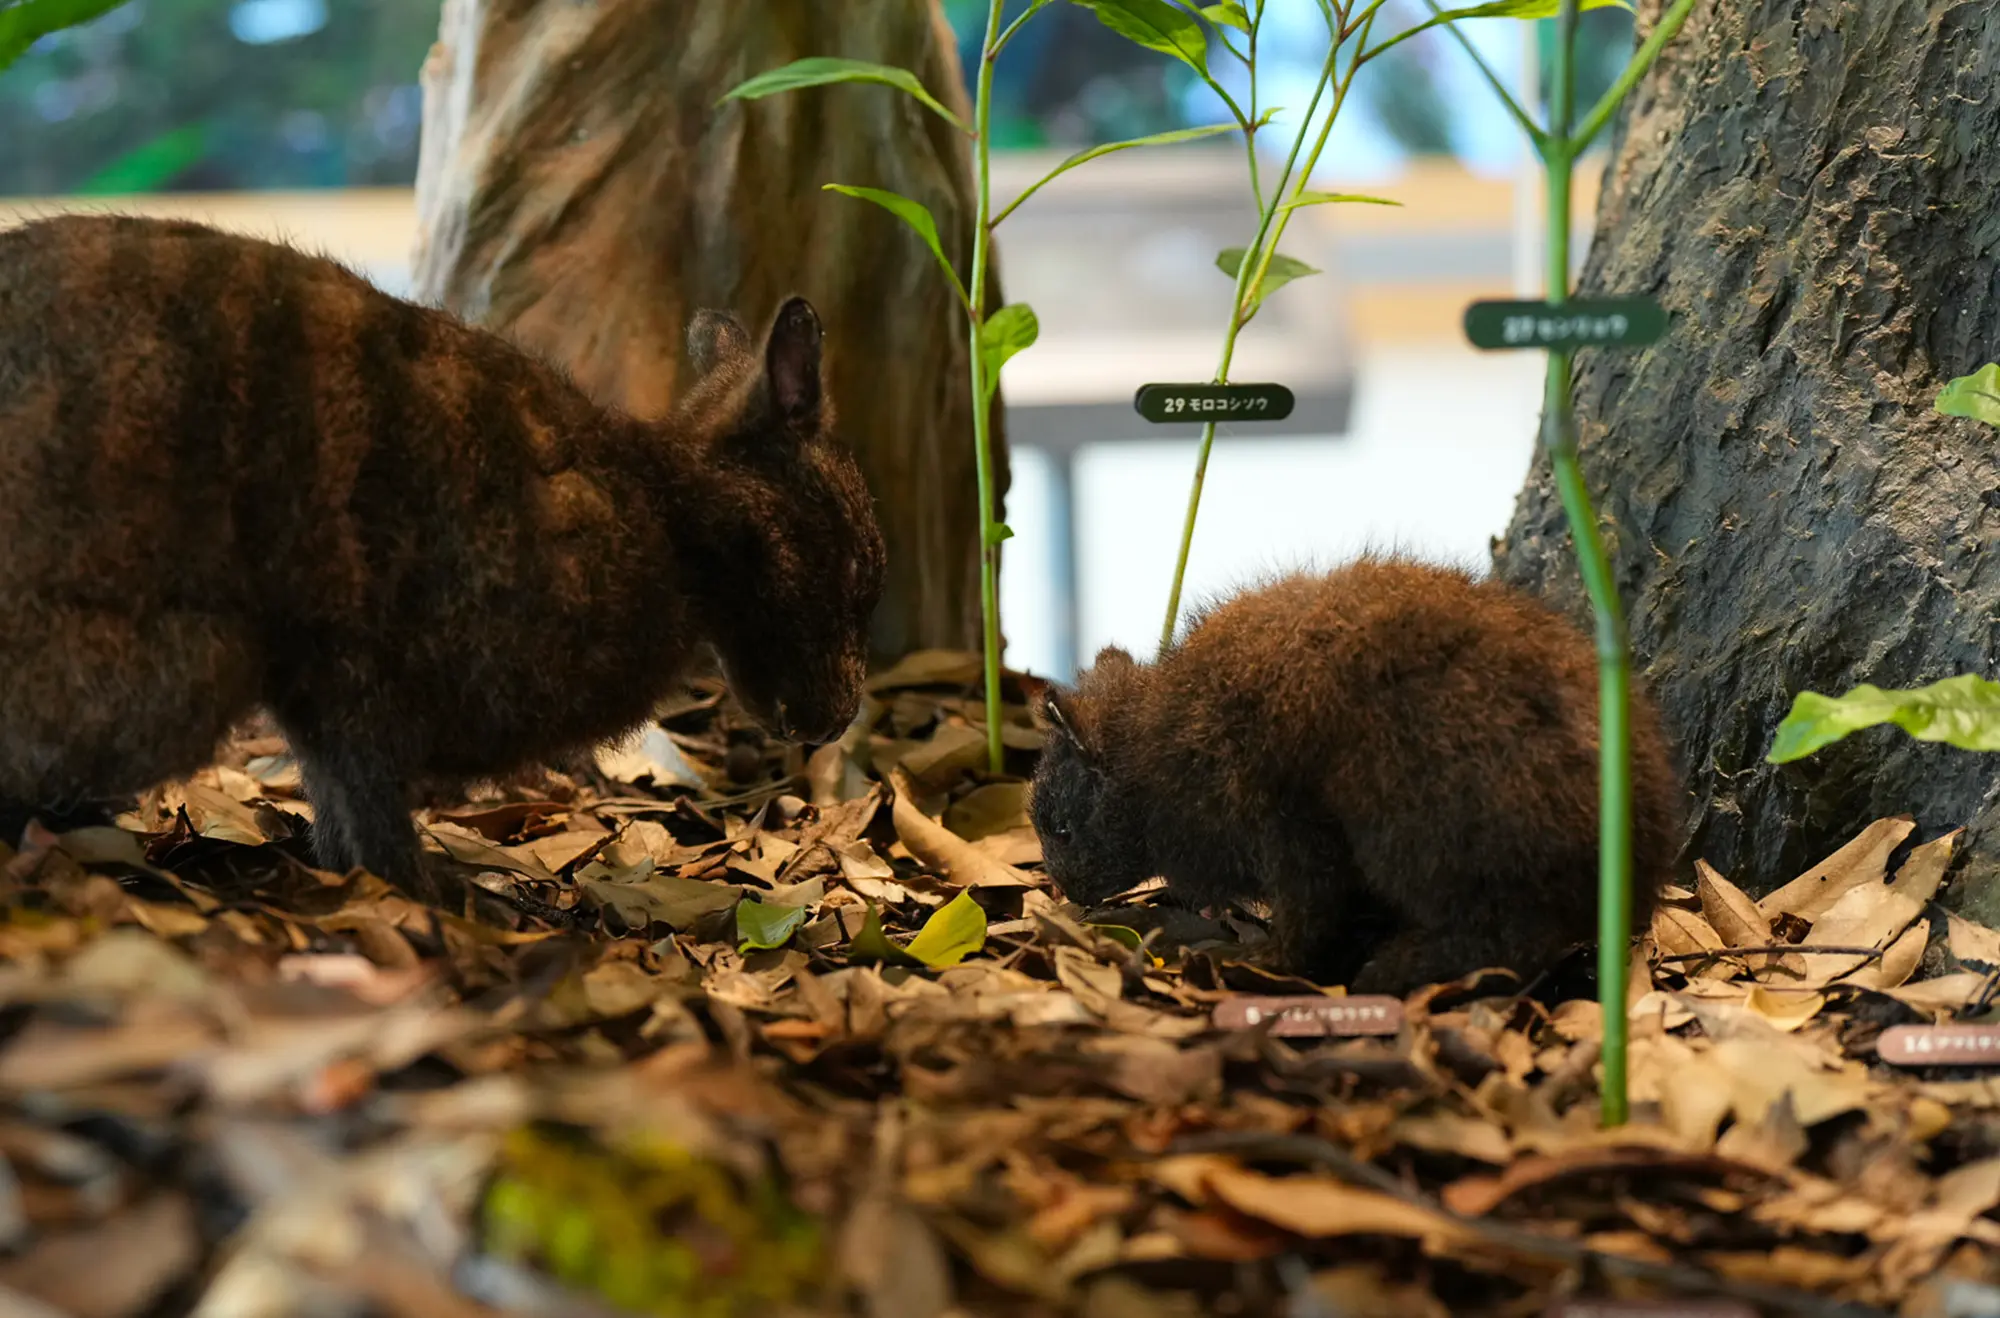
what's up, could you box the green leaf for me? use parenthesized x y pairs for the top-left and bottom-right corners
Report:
(78, 124), (208, 195)
(1217, 246), (1322, 315)
(0, 0), (138, 72)
(979, 303), (1039, 397)
(1440, 0), (1631, 16)
(1200, 2), (1252, 33)
(719, 57), (969, 134)
(821, 184), (970, 311)
(1069, 0), (1210, 76)
(1767, 674), (2000, 763)
(986, 522), (1016, 546)
(736, 897), (809, 952)
(1278, 191), (1404, 212)
(1088, 923), (1146, 951)
(995, 123), (1241, 226)
(904, 891), (988, 968)
(846, 903), (918, 966)
(1367, 0), (1631, 62)
(1937, 364), (2000, 429)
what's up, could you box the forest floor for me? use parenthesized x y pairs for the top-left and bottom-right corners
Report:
(0, 654), (1997, 1318)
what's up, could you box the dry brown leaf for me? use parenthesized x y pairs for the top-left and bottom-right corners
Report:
(1080, 1036), (1219, 1105)
(890, 767), (1032, 887)
(1757, 815), (1914, 922)
(1790, 875), (1928, 988)
(1442, 1144), (1741, 1217)
(1877, 1157), (2000, 1294)
(1706, 1246), (1875, 1291)
(1652, 904), (1727, 959)
(1638, 1036), (1733, 1148)
(1879, 971), (1994, 1014)
(867, 649), (985, 692)
(423, 821), (561, 884)
(1154, 1155), (1469, 1246)
(1696, 859), (1774, 948)
(1840, 922), (1928, 991)
(510, 828), (606, 874)
(1947, 912), (2000, 968)
(1389, 1112), (1513, 1165)
(1740, 985), (1827, 1032)
(1714, 1091), (1809, 1171)
(945, 782), (1031, 841)
(0, 1192), (197, 1318)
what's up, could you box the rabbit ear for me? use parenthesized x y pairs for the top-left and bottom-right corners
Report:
(1033, 685), (1092, 757)
(1092, 645), (1137, 673)
(687, 309), (751, 376)
(764, 296), (823, 427)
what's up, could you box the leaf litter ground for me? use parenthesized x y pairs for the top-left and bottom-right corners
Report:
(1, 655), (1999, 1318)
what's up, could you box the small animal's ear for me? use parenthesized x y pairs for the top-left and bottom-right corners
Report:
(1034, 686), (1090, 755)
(1092, 646), (1137, 675)
(688, 309), (750, 376)
(764, 296), (823, 427)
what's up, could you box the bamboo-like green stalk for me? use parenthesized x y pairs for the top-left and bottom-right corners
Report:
(967, 0), (1008, 775)
(1430, 0), (1696, 1128)
(1543, 0), (1634, 1127)
(1160, 8), (1377, 653)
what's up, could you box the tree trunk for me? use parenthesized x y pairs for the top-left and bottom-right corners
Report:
(411, 0), (1003, 661)
(1493, 0), (2000, 914)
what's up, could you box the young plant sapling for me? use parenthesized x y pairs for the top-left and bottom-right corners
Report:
(722, 5), (1246, 775)
(1147, 0), (1636, 653)
(1768, 363), (2000, 761)
(1445, 0), (1699, 1126)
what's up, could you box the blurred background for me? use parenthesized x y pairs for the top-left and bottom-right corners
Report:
(0, 0), (1634, 679)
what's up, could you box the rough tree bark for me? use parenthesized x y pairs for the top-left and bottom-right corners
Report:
(1493, 0), (2000, 914)
(411, 0), (1003, 661)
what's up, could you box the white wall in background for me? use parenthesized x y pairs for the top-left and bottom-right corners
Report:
(998, 343), (1548, 679)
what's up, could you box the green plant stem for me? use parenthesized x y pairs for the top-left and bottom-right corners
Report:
(970, 0), (1008, 774)
(1572, 0), (1699, 152)
(1541, 0), (1633, 1129)
(1423, 0), (1547, 154)
(1159, 40), (1346, 652)
(1244, 7), (1264, 210)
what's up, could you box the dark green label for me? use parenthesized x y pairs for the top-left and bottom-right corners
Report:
(1134, 382), (1296, 424)
(1463, 297), (1667, 351)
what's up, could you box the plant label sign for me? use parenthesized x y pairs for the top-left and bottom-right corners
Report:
(1134, 382), (1295, 424)
(1464, 298), (1667, 352)
(1545, 1305), (1752, 1318)
(1211, 994), (1403, 1037)
(1877, 1023), (2000, 1067)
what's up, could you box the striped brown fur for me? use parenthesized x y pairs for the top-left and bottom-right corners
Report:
(0, 213), (885, 900)
(1028, 557), (1683, 995)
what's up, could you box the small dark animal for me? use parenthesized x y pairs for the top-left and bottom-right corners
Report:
(0, 213), (886, 899)
(1028, 557), (1681, 995)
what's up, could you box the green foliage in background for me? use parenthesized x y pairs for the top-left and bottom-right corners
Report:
(1769, 364), (2000, 763)
(1769, 676), (2000, 763)
(0, 0), (136, 72)
(482, 1125), (824, 1318)
(0, 0), (434, 194)
(1938, 363), (2000, 429)
(848, 891), (988, 969)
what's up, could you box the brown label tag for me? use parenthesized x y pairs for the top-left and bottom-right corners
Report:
(1877, 1024), (2000, 1066)
(1546, 1301), (1757, 1318)
(1210, 994), (1403, 1036)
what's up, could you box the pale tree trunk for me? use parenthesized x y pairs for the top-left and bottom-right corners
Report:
(1493, 0), (2000, 914)
(412, 0), (1003, 661)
